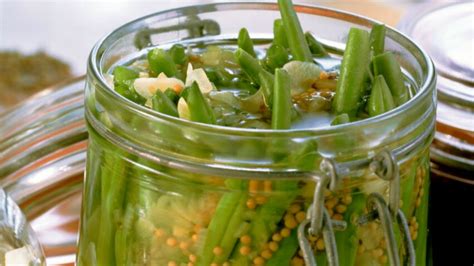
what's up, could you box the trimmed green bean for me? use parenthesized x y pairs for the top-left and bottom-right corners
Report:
(113, 66), (139, 85)
(273, 19), (289, 49)
(235, 48), (273, 85)
(278, 0), (313, 62)
(181, 82), (216, 124)
(164, 88), (179, 104)
(331, 113), (350, 125)
(335, 192), (366, 266)
(305, 32), (328, 57)
(197, 180), (246, 266)
(265, 44), (290, 71)
(373, 52), (409, 105)
(152, 89), (179, 117)
(368, 75), (395, 117)
(271, 69), (292, 129)
(238, 27), (257, 58)
(369, 23), (386, 56)
(169, 44), (187, 65)
(147, 48), (177, 77)
(332, 28), (371, 115)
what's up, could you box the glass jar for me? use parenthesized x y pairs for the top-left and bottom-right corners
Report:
(399, 2), (474, 264)
(78, 3), (436, 266)
(0, 188), (45, 265)
(0, 77), (87, 265)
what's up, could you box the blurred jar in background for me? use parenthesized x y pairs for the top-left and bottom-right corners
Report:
(399, 2), (474, 265)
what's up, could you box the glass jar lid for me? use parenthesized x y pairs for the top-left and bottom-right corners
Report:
(399, 2), (474, 175)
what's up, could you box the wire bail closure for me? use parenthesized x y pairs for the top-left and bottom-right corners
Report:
(358, 150), (416, 266)
(297, 158), (346, 266)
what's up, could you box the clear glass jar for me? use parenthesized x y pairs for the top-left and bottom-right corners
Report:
(0, 188), (45, 265)
(0, 77), (87, 265)
(78, 3), (436, 266)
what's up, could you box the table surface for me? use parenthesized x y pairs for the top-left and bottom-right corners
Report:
(0, 0), (417, 76)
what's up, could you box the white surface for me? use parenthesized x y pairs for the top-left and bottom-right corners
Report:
(0, 0), (216, 75)
(0, 0), (407, 75)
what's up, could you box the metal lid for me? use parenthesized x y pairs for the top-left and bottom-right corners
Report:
(399, 2), (474, 174)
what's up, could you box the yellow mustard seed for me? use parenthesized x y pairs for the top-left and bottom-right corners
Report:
(155, 228), (166, 238)
(272, 233), (282, 242)
(291, 257), (304, 266)
(249, 180), (259, 193)
(295, 211), (306, 223)
(261, 249), (272, 259)
(335, 204), (347, 214)
(316, 239), (325, 250)
(239, 246), (251, 255)
(284, 215), (298, 229)
(192, 234), (199, 242)
(179, 241), (190, 250)
(253, 256), (265, 266)
(333, 214), (344, 221)
(168, 261), (177, 266)
(246, 198), (257, 209)
(222, 262), (231, 266)
(281, 228), (291, 238)
(189, 254), (197, 262)
(166, 237), (178, 247)
(289, 204), (302, 214)
(342, 195), (352, 205)
(240, 235), (252, 245)
(210, 263), (218, 266)
(269, 241), (279, 252)
(213, 246), (223, 256)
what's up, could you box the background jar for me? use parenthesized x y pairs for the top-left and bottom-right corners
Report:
(78, 3), (436, 266)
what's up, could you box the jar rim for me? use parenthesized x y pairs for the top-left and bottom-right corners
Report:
(88, 2), (436, 137)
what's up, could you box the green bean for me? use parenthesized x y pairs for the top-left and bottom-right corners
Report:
(147, 48), (177, 77)
(259, 71), (274, 104)
(238, 27), (257, 58)
(372, 52), (409, 105)
(181, 82), (216, 124)
(369, 23), (386, 56)
(271, 69), (292, 129)
(335, 192), (366, 266)
(265, 44), (289, 71)
(96, 148), (129, 266)
(113, 66), (146, 104)
(368, 75), (395, 117)
(164, 88), (179, 104)
(273, 19), (289, 49)
(205, 67), (233, 86)
(331, 113), (350, 126)
(235, 48), (273, 85)
(305, 32), (328, 57)
(266, 228), (299, 265)
(278, 0), (313, 62)
(113, 66), (139, 85)
(332, 28), (371, 115)
(152, 89), (179, 117)
(197, 180), (246, 266)
(169, 44), (187, 65)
